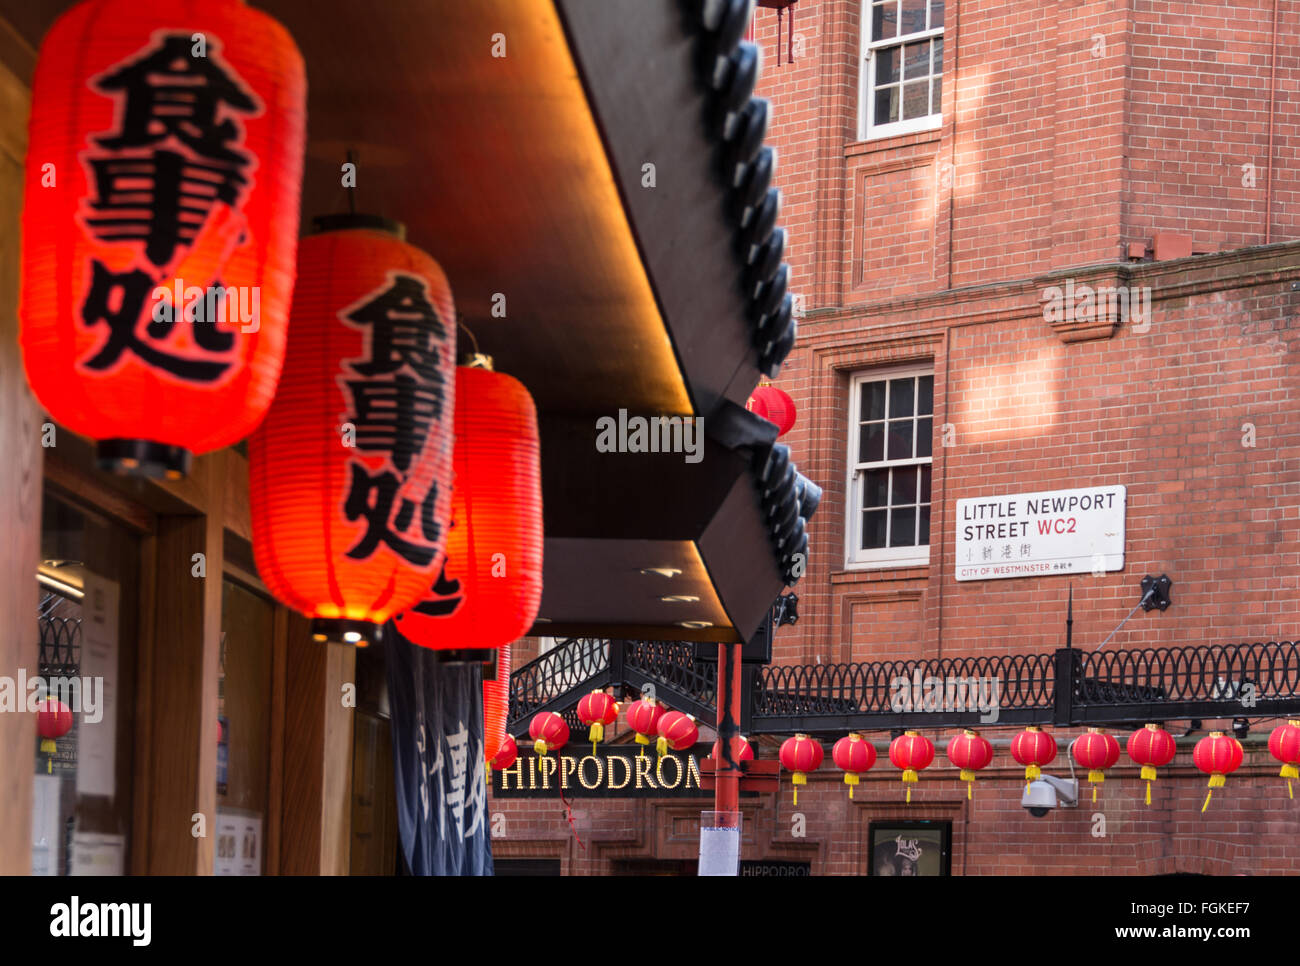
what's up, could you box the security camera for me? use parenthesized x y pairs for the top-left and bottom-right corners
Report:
(1021, 775), (1079, 817)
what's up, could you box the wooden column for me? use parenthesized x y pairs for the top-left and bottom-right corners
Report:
(0, 38), (40, 877)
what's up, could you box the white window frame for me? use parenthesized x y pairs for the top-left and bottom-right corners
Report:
(859, 0), (945, 140)
(845, 363), (934, 569)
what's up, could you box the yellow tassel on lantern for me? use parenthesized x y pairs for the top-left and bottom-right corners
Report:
(40, 738), (57, 773)
(656, 735), (668, 757)
(1087, 769), (1105, 803)
(902, 768), (918, 804)
(959, 768), (975, 800)
(791, 770), (807, 806)
(1025, 764), (1042, 782)
(1140, 764), (1156, 806)
(1200, 772), (1226, 813)
(535, 739), (548, 756)
(588, 722), (603, 757)
(1282, 763), (1297, 799)
(844, 773), (859, 800)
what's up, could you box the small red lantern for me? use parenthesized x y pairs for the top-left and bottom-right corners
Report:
(250, 220), (456, 646)
(710, 735), (754, 762)
(36, 697), (73, 773)
(393, 361), (543, 650)
(1267, 719), (1300, 798)
(483, 644), (511, 765)
(888, 731), (935, 804)
(656, 711), (699, 756)
(21, 0), (307, 478)
(626, 698), (665, 756)
(1193, 731), (1244, 812)
(1010, 726), (1057, 787)
(1071, 728), (1121, 803)
(490, 733), (518, 771)
(528, 711), (569, 758)
(746, 384), (797, 437)
(577, 690), (619, 755)
(779, 734), (823, 806)
(832, 733), (877, 800)
(945, 730), (994, 800)
(1127, 723), (1177, 806)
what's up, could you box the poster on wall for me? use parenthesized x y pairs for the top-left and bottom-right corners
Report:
(868, 822), (951, 876)
(76, 573), (119, 797)
(214, 809), (262, 876)
(955, 484), (1125, 581)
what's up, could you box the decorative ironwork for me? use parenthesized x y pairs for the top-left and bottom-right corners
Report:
(509, 638), (611, 726)
(38, 592), (82, 678)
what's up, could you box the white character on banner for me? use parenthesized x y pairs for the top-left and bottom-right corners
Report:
(443, 722), (469, 839)
(464, 738), (487, 841)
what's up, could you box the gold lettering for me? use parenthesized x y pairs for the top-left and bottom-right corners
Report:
(578, 755), (603, 789)
(608, 755), (630, 790)
(635, 753), (656, 790)
(499, 757), (524, 791)
(656, 753), (682, 789)
(686, 755), (701, 789)
(538, 756), (558, 789)
(561, 755), (577, 789)
(527, 755), (537, 789)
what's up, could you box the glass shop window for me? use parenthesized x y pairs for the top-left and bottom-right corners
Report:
(33, 490), (140, 876)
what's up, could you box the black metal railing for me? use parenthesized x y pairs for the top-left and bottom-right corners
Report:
(508, 637), (1300, 737)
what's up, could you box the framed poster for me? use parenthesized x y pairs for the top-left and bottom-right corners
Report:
(868, 821), (951, 876)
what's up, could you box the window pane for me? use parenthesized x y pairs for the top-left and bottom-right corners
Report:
(873, 1), (897, 41)
(916, 417), (933, 458)
(885, 419), (914, 460)
(902, 79), (930, 119)
(865, 468), (890, 508)
(875, 86), (899, 125)
(889, 506), (917, 547)
(893, 466), (918, 504)
(903, 40), (930, 79)
(932, 75), (943, 115)
(888, 377), (914, 417)
(901, 0), (927, 35)
(933, 36), (944, 74)
(919, 505), (931, 546)
(920, 464), (932, 503)
(861, 380), (887, 421)
(931, 0), (945, 30)
(862, 509), (888, 549)
(875, 46), (900, 85)
(860, 422), (885, 462)
(917, 375), (934, 415)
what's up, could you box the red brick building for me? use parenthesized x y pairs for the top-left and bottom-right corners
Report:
(489, 0), (1300, 875)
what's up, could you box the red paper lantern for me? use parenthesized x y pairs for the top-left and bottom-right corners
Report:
(577, 690), (619, 755)
(888, 731), (935, 804)
(1267, 719), (1300, 798)
(20, 0), (306, 478)
(746, 384), (796, 437)
(710, 735), (754, 762)
(249, 220), (456, 646)
(1193, 731), (1243, 812)
(490, 733), (518, 771)
(393, 362), (543, 650)
(832, 733), (877, 800)
(36, 697), (73, 773)
(626, 698), (665, 756)
(1071, 727), (1121, 803)
(779, 734), (823, 806)
(1127, 723), (1177, 806)
(1010, 726), (1058, 786)
(483, 643), (511, 764)
(529, 711), (569, 758)
(945, 730), (994, 800)
(656, 711), (699, 756)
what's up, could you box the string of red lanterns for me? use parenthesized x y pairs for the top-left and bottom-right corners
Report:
(832, 733), (876, 800)
(1071, 728), (1121, 803)
(778, 734), (823, 806)
(577, 690), (620, 756)
(888, 731), (934, 804)
(945, 729), (993, 800)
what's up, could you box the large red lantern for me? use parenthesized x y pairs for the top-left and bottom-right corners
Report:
(490, 733), (518, 771)
(577, 690), (619, 755)
(1268, 719), (1300, 798)
(779, 734), (823, 806)
(1071, 728), (1121, 803)
(1193, 731), (1243, 812)
(888, 731), (934, 804)
(746, 384), (796, 437)
(20, 0), (306, 478)
(832, 733), (877, 800)
(249, 218), (456, 646)
(626, 698), (665, 756)
(36, 697), (73, 774)
(1127, 723), (1177, 806)
(1010, 726), (1058, 787)
(710, 735), (754, 762)
(393, 361), (543, 650)
(529, 711), (569, 758)
(945, 730), (994, 800)
(483, 644), (511, 764)
(656, 711), (699, 757)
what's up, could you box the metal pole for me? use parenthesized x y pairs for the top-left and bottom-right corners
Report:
(714, 639), (744, 814)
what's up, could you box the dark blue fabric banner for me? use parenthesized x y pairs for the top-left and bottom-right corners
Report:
(384, 624), (493, 876)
